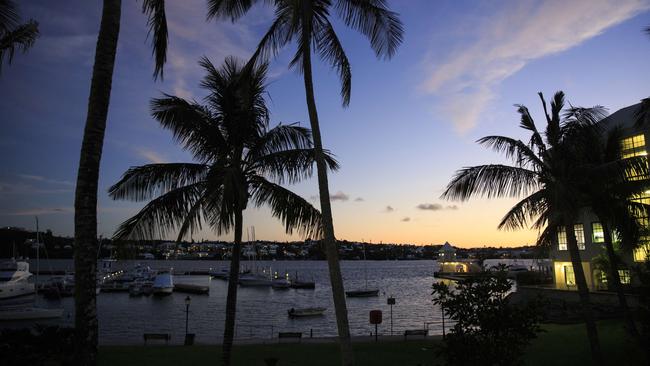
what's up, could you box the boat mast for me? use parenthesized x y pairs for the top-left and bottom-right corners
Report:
(364, 241), (368, 289)
(35, 216), (39, 296)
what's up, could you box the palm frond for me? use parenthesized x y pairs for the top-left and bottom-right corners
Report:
(141, 0), (168, 80)
(206, 0), (262, 21)
(112, 183), (205, 240)
(0, 0), (18, 32)
(335, 0), (403, 59)
(247, 8), (292, 67)
(0, 19), (38, 73)
(498, 190), (547, 231)
(314, 17), (352, 106)
(250, 148), (339, 184)
(249, 176), (323, 239)
(477, 135), (544, 169)
(150, 95), (226, 161)
(441, 164), (539, 202)
(635, 97), (650, 128)
(515, 104), (545, 153)
(248, 123), (313, 158)
(108, 163), (209, 202)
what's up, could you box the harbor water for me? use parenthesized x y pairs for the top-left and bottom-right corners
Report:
(1, 260), (448, 344)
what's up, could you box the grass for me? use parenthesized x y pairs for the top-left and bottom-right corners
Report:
(99, 320), (647, 366)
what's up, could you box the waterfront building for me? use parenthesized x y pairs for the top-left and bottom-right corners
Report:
(550, 102), (650, 290)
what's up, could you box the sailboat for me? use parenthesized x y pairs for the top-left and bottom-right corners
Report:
(345, 241), (379, 297)
(238, 227), (272, 287)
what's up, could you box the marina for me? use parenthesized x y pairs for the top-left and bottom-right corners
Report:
(0, 259), (450, 344)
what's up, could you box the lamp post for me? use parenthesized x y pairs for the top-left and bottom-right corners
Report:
(387, 297), (395, 335)
(185, 296), (191, 336)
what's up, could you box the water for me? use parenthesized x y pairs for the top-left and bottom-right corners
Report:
(1, 260), (447, 344)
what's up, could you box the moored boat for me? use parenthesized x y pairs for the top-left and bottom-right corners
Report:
(0, 260), (35, 300)
(345, 289), (379, 297)
(238, 273), (272, 287)
(152, 270), (173, 296)
(288, 307), (326, 318)
(0, 306), (63, 321)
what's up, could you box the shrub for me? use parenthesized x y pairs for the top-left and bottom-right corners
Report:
(432, 270), (544, 366)
(0, 325), (75, 366)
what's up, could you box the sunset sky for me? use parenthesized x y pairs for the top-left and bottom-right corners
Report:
(1, 0), (649, 247)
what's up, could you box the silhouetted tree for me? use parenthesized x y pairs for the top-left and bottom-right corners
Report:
(0, 0), (38, 73)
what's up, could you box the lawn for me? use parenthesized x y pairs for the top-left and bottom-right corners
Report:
(99, 320), (647, 366)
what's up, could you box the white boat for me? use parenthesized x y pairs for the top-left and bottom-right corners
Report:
(0, 260), (35, 300)
(288, 307), (326, 318)
(152, 270), (173, 296)
(238, 272), (272, 287)
(0, 306), (63, 321)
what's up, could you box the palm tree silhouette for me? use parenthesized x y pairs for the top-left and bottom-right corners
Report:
(442, 92), (607, 364)
(0, 0), (38, 73)
(73, 1), (168, 364)
(206, 2), (403, 364)
(109, 56), (336, 366)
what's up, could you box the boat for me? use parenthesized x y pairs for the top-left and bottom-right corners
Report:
(41, 272), (74, 299)
(152, 270), (174, 296)
(0, 306), (63, 321)
(129, 281), (145, 296)
(271, 277), (291, 289)
(289, 271), (315, 289)
(142, 282), (153, 296)
(174, 283), (209, 294)
(209, 268), (229, 280)
(345, 289), (380, 297)
(345, 242), (379, 298)
(288, 307), (326, 318)
(238, 272), (272, 287)
(0, 260), (35, 300)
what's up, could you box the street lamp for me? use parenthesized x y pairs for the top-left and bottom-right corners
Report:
(185, 296), (191, 337)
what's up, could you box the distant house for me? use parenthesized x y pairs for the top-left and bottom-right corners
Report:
(437, 242), (481, 273)
(550, 103), (650, 291)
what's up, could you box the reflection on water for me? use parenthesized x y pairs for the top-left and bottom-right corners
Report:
(1, 260), (448, 344)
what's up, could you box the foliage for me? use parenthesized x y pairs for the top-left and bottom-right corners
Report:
(432, 271), (544, 366)
(633, 260), (650, 358)
(0, 325), (75, 366)
(0, 0), (39, 73)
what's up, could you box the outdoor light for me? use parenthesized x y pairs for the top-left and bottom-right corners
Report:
(185, 296), (191, 306)
(184, 295), (192, 345)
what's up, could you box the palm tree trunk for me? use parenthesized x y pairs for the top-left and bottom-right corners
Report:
(222, 207), (243, 366)
(565, 222), (602, 364)
(301, 25), (355, 366)
(73, 1), (121, 365)
(601, 222), (640, 340)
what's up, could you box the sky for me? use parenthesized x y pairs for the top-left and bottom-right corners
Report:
(0, 0), (649, 247)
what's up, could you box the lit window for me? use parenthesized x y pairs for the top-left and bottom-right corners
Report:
(557, 226), (567, 251)
(634, 243), (650, 262)
(592, 223), (604, 243)
(564, 265), (576, 286)
(618, 270), (631, 285)
(621, 134), (646, 153)
(574, 224), (585, 250)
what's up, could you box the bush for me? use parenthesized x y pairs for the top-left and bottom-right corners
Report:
(0, 325), (75, 366)
(432, 270), (544, 366)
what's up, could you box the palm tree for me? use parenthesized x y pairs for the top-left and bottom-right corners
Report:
(73, 1), (168, 364)
(109, 56), (336, 366)
(207, 3), (403, 364)
(441, 92), (605, 364)
(0, 0), (39, 73)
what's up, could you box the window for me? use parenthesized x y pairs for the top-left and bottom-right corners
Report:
(574, 224), (585, 250)
(619, 270), (631, 285)
(621, 134), (646, 158)
(557, 226), (567, 251)
(592, 223), (604, 243)
(564, 265), (576, 287)
(634, 243), (650, 262)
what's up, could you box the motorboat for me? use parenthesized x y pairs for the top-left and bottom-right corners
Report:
(345, 289), (379, 297)
(0, 306), (63, 321)
(41, 272), (74, 299)
(209, 268), (229, 280)
(152, 270), (173, 296)
(289, 271), (315, 289)
(119, 263), (156, 283)
(288, 307), (326, 318)
(271, 278), (291, 289)
(129, 281), (145, 297)
(238, 272), (272, 287)
(0, 260), (35, 300)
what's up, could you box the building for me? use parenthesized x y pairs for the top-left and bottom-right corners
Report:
(550, 102), (650, 290)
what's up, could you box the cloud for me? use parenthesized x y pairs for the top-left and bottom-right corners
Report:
(136, 148), (166, 164)
(354, 197), (364, 202)
(0, 182), (72, 195)
(401, 217), (410, 222)
(417, 203), (443, 211)
(417, 203), (459, 211)
(18, 174), (74, 186)
(421, 0), (650, 133)
(385, 205), (395, 212)
(330, 191), (350, 202)
(6, 207), (73, 216)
